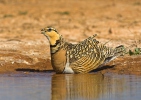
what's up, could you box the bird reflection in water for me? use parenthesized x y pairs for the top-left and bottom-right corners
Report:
(51, 73), (104, 100)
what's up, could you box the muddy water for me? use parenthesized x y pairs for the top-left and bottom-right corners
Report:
(0, 73), (141, 100)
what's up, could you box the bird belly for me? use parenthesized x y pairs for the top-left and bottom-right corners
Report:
(63, 62), (74, 74)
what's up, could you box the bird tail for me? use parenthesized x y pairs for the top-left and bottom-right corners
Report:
(113, 45), (125, 56)
(102, 45), (125, 65)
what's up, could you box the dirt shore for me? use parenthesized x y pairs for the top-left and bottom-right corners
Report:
(0, 0), (141, 75)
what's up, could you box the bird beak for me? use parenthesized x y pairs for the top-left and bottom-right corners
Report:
(41, 29), (45, 34)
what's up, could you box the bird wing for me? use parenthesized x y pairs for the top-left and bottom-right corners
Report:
(69, 51), (106, 73)
(66, 34), (117, 73)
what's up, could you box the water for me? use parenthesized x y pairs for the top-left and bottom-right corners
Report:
(0, 72), (141, 100)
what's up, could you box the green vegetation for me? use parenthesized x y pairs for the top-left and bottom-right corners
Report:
(3, 14), (13, 18)
(0, 0), (5, 4)
(133, 2), (141, 6)
(123, 46), (141, 56)
(55, 11), (70, 15)
(18, 11), (28, 15)
(128, 48), (141, 56)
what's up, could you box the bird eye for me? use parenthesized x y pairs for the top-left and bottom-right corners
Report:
(47, 28), (52, 32)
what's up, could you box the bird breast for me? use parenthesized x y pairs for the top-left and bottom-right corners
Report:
(51, 48), (67, 73)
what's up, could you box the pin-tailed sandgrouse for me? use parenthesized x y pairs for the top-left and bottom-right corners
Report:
(41, 27), (125, 74)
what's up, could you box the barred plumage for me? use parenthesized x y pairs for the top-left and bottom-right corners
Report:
(41, 27), (125, 74)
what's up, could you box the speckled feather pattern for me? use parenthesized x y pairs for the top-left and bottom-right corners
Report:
(42, 27), (125, 74)
(64, 35), (118, 73)
(49, 34), (124, 73)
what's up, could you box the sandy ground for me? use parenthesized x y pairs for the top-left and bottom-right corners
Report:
(0, 0), (141, 75)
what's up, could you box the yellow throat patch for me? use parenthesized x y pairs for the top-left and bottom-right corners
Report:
(45, 31), (60, 45)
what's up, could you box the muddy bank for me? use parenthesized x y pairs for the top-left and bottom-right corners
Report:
(101, 56), (141, 75)
(1, 45), (141, 75)
(0, 0), (141, 75)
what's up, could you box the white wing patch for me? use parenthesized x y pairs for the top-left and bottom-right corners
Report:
(63, 56), (74, 74)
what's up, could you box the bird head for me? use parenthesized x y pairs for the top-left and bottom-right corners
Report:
(41, 27), (60, 46)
